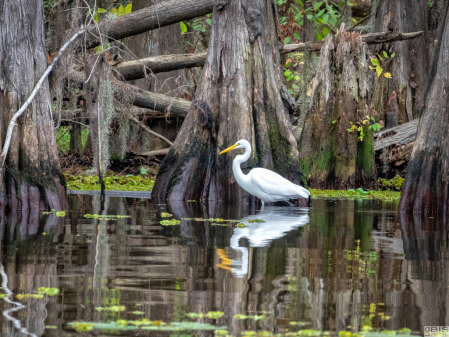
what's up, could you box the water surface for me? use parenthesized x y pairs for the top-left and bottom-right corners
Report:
(0, 196), (447, 336)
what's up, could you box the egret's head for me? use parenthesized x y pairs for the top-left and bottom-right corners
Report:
(219, 139), (248, 154)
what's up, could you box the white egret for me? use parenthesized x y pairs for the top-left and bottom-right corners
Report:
(219, 139), (311, 206)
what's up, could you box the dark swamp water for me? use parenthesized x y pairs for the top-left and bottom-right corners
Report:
(0, 195), (448, 336)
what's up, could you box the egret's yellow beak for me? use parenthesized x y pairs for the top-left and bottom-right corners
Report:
(219, 144), (238, 155)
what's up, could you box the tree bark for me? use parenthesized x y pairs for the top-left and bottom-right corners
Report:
(123, 0), (187, 154)
(0, 0), (66, 211)
(399, 3), (449, 214)
(298, 28), (377, 190)
(83, 0), (214, 50)
(372, 0), (430, 124)
(114, 31), (423, 81)
(153, 0), (300, 203)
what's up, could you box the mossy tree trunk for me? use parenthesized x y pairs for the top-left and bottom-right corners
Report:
(0, 0), (66, 211)
(298, 28), (376, 190)
(371, 0), (430, 124)
(153, 0), (300, 203)
(399, 3), (449, 214)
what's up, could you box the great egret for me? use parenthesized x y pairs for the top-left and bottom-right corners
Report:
(219, 139), (311, 206)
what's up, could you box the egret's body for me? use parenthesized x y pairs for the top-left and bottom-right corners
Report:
(220, 139), (310, 205)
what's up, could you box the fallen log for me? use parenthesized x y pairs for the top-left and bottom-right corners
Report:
(374, 118), (419, 151)
(374, 119), (419, 173)
(139, 148), (170, 157)
(115, 52), (207, 81)
(115, 31), (424, 81)
(69, 69), (191, 118)
(83, 0), (214, 50)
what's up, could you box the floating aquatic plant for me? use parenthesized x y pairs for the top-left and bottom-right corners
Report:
(309, 189), (401, 201)
(161, 212), (173, 217)
(248, 219), (265, 223)
(236, 223), (247, 228)
(95, 305), (125, 312)
(38, 287), (60, 296)
(160, 219), (181, 226)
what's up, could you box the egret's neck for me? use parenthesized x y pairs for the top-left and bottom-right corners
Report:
(232, 144), (251, 186)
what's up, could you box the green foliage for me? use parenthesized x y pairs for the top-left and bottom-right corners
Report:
(378, 175), (404, 191)
(236, 223), (247, 228)
(43, 0), (54, 9)
(56, 127), (71, 154)
(347, 116), (382, 141)
(161, 212), (173, 217)
(65, 174), (155, 191)
(310, 189), (401, 201)
(56, 127), (89, 154)
(248, 219), (265, 223)
(366, 51), (395, 78)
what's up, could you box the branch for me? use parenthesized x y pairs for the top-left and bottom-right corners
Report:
(138, 148), (170, 157)
(129, 115), (173, 147)
(0, 29), (85, 180)
(279, 31), (424, 54)
(83, 0), (214, 50)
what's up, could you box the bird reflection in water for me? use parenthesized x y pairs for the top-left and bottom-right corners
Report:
(218, 206), (310, 278)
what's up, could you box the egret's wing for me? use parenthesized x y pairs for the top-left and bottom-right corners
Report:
(250, 168), (309, 199)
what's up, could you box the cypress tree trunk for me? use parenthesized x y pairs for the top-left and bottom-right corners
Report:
(372, 0), (430, 123)
(298, 28), (376, 190)
(0, 0), (66, 210)
(153, 0), (300, 203)
(399, 3), (449, 214)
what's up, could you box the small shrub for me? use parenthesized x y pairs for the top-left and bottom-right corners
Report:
(378, 175), (404, 191)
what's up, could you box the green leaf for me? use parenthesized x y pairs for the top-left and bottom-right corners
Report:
(292, 84), (299, 89)
(110, 7), (118, 15)
(118, 5), (126, 16)
(323, 27), (330, 35)
(317, 9), (325, 17)
(317, 33), (324, 40)
(306, 14), (313, 20)
(140, 167), (148, 175)
(284, 70), (292, 77)
(284, 37), (290, 44)
(377, 53), (384, 61)
(295, 0), (304, 6)
(370, 59), (379, 66)
(322, 13), (329, 24)
(125, 3), (132, 14)
(390, 52), (395, 58)
(294, 32), (301, 40)
(206, 18), (212, 25)
(93, 13), (98, 22)
(180, 21), (188, 34)
(383, 50), (389, 58)
(96, 7), (107, 13)
(314, 1), (323, 10)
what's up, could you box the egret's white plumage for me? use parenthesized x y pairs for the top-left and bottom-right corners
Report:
(219, 139), (310, 205)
